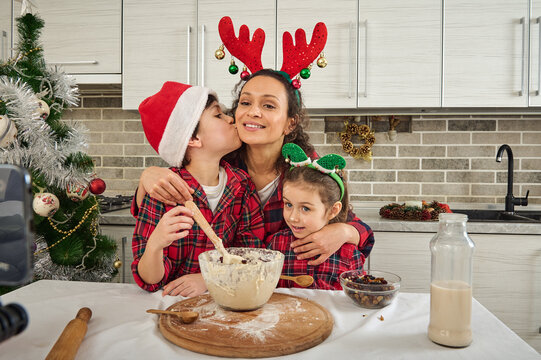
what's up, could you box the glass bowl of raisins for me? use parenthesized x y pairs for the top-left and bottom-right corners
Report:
(340, 270), (401, 309)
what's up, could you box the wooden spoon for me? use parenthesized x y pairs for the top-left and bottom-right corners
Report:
(185, 200), (244, 264)
(146, 309), (199, 324)
(280, 275), (314, 287)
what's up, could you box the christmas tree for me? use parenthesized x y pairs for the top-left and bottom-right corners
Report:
(0, 10), (117, 285)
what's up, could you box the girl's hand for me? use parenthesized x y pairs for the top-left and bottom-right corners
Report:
(290, 223), (358, 266)
(148, 206), (194, 250)
(162, 273), (207, 297)
(138, 166), (194, 206)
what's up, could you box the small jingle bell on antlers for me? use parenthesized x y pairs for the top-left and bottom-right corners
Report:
(215, 44), (226, 60)
(228, 59), (239, 74)
(291, 78), (301, 89)
(300, 67), (311, 79)
(317, 53), (328, 68)
(240, 66), (250, 80)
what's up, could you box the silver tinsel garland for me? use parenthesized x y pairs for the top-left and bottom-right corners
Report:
(33, 235), (116, 282)
(0, 73), (92, 189)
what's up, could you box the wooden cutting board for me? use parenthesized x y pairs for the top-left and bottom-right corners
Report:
(158, 293), (333, 358)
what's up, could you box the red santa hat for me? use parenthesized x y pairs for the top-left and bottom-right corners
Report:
(139, 81), (216, 167)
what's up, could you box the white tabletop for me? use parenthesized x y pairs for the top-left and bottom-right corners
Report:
(0, 280), (539, 360)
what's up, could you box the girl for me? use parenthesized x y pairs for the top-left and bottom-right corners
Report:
(269, 143), (363, 290)
(133, 69), (374, 266)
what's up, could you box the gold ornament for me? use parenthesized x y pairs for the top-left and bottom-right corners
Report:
(317, 53), (328, 68)
(114, 259), (122, 269)
(215, 44), (225, 60)
(339, 121), (375, 161)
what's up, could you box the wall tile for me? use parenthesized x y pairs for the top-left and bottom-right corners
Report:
(412, 119), (446, 132)
(471, 184), (511, 196)
(472, 132), (521, 144)
(124, 120), (144, 132)
(398, 171), (445, 182)
(448, 146), (494, 157)
(422, 133), (470, 144)
(62, 109), (101, 120)
(124, 168), (144, 180)
(102, 156), (143, 167)
(349, 171), (396, 182)
(79, 120), (124, 132)
(346, 183), (372, 194)
(521, 159), (541, 170)
(447, 196), (497, 204)
(82, 97), (122, 108)
(374, 145), (397, 157)
(448, 120), (496, 131)
(472, 158), (507, 170)
(145, 157), (169, 167)
(102, 109), (140, 120)
(374, 132), (421, 145)
(422, 159), (469, 170)
(498, 119), (541, 131)
(373, 183), (420, 195)
(446, 171), (495, 183)
(399, 146), (446, 157)
(422, 183), (470, 196)
(95, 168), (123, 179)
(523, 133), (541, 144)
(102, 132), (144, 144)
(308, 132), (325, 145)
(307, 119), (325, 132)
(374, 159), (420, 169)
(88, 144), (123, 156)
(125, 145), (157, 156)
(351, 195), (396, 202)
(497, 171), (541, 184)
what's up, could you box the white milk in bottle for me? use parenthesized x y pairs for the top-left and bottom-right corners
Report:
(428, 213), (475, 347)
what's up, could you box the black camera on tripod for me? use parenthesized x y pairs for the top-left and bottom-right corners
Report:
(0, 164), (34, 344)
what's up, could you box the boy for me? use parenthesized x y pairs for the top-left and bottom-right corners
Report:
(132, 82), (264, 297)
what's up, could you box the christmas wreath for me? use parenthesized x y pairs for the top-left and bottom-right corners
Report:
(379, 201), (452, 221)
(339, 121), (375, 161)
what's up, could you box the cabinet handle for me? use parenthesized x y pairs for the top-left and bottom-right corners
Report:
(364, 20), (368, 98)
(348, 22), (354, 98)
(1, 31), (6, 61)
(187, 25), (191, 84)
(537, 17), (541, 96)
(519, 17), (525, 96)
(201, 24), (205, 87)
(49, 60), (98, 65)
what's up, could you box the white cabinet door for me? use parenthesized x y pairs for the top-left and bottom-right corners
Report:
(530, 0), (541, 106)
(0, 1), (10, 62)
(357, 0), (442, 108)
(443, 0), (529, 107)
(13, 0), (121, 75)
(197, 0), (276, 108)
(277, 0), (358, 109)
(123, 0), (197, 110)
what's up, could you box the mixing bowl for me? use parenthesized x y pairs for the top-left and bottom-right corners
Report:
(198, 247), (284, 311)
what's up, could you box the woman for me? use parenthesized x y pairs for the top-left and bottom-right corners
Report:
(132, 69), (374, 265)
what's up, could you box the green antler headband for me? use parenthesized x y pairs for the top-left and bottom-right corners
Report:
(282, 143), (346, 201)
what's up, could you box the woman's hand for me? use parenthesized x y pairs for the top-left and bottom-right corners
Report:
(147, 206), (194, 250)
(162, 273), (207, 297)
(290, 223), (359, 266)
(137, 166), (194, 207)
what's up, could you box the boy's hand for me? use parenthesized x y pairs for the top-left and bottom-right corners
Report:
(148, 206), (194, 250)
(162, 273), (207, 297)
(140, 166), (194, 206)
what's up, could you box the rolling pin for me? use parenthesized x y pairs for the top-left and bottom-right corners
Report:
(45, 307), (92, 360)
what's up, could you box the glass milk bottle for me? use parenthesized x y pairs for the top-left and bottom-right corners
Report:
(428, 213), (475, 347)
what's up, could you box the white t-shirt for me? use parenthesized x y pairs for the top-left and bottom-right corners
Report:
(201, 167), (227, 213)
(257, 175), (281, 206)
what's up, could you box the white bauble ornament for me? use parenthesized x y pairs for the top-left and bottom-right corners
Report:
(66, 183), (89, 202)
(35, 99), (50, 121)
(33, 193), (60, 217)
(0, 114), (18, 148)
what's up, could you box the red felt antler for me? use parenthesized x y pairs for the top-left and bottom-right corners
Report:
(280, 22), (327, 78)
(218, 16), (265, 74)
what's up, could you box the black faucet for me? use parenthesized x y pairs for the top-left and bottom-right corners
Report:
(496, 144), (529, 213)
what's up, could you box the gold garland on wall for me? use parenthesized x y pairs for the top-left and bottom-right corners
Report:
(339, 121), (376, 161)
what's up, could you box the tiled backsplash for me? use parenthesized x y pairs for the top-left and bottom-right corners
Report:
(68, 86), (541, 206)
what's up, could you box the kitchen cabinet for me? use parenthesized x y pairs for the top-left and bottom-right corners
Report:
(277, 0), (358, 109)
(530, 1), (541, 106)
(357, 0), (442, 108)
(123, 0), (197, 110)
(100, 224), (136, 284)
(0, 1), (10, 62)
(370, 231), (541, 352)
(12, 0), (121, 82)
(197, 0), (276, 108)
(443, 0), (529, 107)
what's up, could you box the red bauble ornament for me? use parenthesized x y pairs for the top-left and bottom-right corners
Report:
(240, 70), (250, 80)
(89, 178), (106, 195)
(291, 78), (301, 89)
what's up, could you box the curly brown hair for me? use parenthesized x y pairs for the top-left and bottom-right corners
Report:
(225, 69), (315, 173)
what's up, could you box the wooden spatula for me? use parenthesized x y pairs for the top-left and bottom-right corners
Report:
(184, 200), (244, 264)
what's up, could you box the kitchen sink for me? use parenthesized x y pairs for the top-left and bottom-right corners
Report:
(452, 209), (541, 223)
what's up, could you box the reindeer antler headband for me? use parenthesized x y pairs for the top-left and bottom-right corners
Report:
(282, 143), (346, 201)
(215, 16), (328, 89)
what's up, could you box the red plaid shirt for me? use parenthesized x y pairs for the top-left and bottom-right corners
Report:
(131, 161), (265, 292)
(268, 228), (363, 290)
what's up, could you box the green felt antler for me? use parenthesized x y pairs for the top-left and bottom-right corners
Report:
(282, 143), (311, 167)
